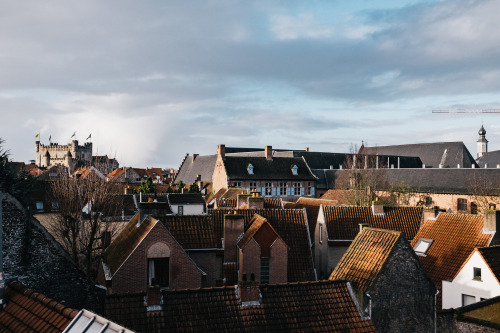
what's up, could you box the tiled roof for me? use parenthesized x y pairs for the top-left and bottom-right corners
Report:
(216, 198), (237, 208)
(174, 154), (218, 184)
(103, 214), (158, 276)
(167, 193), (205, 205)
(64, 309), (134, 333)
(0, 280), (78, 333)
(320, 189), (365, 205)
(289, 197), (338, 239)
(158, 215), (218, 249)
(477, 245), (500, 283)
(477, 150), (500, 168)
(323, 206), (422, 241)
(237, 214), (284, 249)
(410, 213), (492, 284)
(359, 141), (478, 168)
(264, 198), (283, 209)
(104, 280), (376, 332)
(216, 196), (283, 209)
(329, 228), (402, 291)
(231, 209), (315, 282)
(222, 156), (317, 181)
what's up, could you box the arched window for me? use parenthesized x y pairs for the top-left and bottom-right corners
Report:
(247, 163), (254, 175)
(291, 165), (298, 175)
(147, 242), (171, 287)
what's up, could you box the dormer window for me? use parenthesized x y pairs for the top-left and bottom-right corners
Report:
(247, 164), (254, 175)
(414, 238), (434, 256)
(291, 165), (298, 175)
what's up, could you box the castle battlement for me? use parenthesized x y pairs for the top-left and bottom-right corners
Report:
(35, 139), (93, 171)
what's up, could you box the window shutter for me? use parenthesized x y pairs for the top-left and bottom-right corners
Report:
(276, 187), (280, 196)
(287, 187), (291, 196)
(311, 186), (315, 196)
(301, 187), (305, 196)
(272, 187), (276, 196)
(261, 188), (265, 196)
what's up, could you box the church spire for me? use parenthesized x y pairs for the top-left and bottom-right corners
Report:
(477, 125), (488, 159)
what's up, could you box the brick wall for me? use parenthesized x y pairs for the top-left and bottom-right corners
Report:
(111, 223), (202, 293)
(239, 239), (261, 281)
(269, 239), (287, 284)
(188, 251), (220, 287)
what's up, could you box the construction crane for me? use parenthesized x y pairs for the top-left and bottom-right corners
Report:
(432, 109), (500, 113)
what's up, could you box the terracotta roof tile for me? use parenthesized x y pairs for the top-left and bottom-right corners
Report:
(323, 205), (422, 241)
(158, 215), (218, 249)
(329, 228), (402, 291)
(105, 280), (375, 332)
(103, 214), (158, 275)
(237, 214), (284, 249)
(289, 197), (337, 239)
(0, 281), (77, 333)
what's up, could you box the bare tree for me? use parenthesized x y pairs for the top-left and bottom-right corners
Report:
(466, 172), (500, 214)
(46, 170), (123, 278)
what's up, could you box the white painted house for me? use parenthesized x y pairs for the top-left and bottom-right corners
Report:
(442, 246), (500, 309)
(167, 193), (205, 215)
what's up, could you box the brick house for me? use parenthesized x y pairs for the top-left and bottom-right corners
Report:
(212, 144), (318, 200)
(104, 280), (376, 332)
(330, 227), (437, 333)
(315, 204), (423, 279)
(98, 214), (206, 293)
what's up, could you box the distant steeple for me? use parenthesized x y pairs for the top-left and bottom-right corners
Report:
(477, 125), (488, 159)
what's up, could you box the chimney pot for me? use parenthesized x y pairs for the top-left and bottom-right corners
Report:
(265, 146), (272, 161)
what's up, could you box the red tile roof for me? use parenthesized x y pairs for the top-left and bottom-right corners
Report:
(0, 281), (78, 333)
(289, 197), (337, 239)
(323, 205), (422, 241)
(158, 215), (218, 249)
(105, 280), (376, 332)
(237, 214), (284, 249)
(330, 228), (402, 291)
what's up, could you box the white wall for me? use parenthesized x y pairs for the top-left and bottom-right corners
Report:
(170, 204), (204, 215)
(442, 251), (500, 309)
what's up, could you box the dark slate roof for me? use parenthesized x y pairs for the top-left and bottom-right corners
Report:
(294, 152), (422, 169)
(330, 228), (403, 292)
(0, 280), (78, 333)
(174, 154), (218, 184)
(477, 245), (500, 283)
(210, 209), (315, 282)
(104, 280), (376, 332)
(359, 142), (478, 168)
(222, 156), (317, 181)
(167, 193), (205, 205)
(323, 205), (422, 241)
(476, 150), (500, 168)
(158, 215), (218, 249)
(330, 168), (500, 195)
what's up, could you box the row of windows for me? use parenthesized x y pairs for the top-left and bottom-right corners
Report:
(235, 182), (315, 196)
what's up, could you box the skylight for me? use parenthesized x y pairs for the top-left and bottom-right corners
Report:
(414, 238), (433, 256)
(247, 163), (254, 175)
(292, 165), (298, 175)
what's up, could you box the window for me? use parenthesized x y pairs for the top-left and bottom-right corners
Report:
(265, 182), (272, 196)
(148, 258), (170, 287)
(247, 164), (254, 175)
(414, 238), (433, 256)
(178, 206), (183, 215)
(261, 257), (269, 284)
(471, 202), (478, 215)
(249, 182), (257, 191)
(462, 294), (476, 307)
(457, 198), (467, 212)
(473, 267), (482, 281)
(308, 182), (312, 195)
(233, 181), (242, 188)
(35, 201), (44, 212)
(51, 201), (59, 212)
(424, 196), (433, 207)
(291, 165), (298, 175)
(319, 224), (323, 244)
(279, 182), (286, 196)
(293, 182), (301, 196)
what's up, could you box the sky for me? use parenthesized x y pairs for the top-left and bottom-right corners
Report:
(2, 0), (500, 168)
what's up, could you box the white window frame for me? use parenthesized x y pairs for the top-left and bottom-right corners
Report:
(413, 238), (433, 256)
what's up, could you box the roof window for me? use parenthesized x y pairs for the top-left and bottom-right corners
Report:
(291, 165), (298, 175)
(247, 164), (254, 175)
(413, 238), (434, 256)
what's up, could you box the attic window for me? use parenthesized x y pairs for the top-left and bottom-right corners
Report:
(292, 165), (298, 175)
(414, 238), (433, 256)
(247, 164), (254, 175)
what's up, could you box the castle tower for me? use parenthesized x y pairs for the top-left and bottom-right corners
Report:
(477, 125), (488, 159)
(43, 151), (50, 167)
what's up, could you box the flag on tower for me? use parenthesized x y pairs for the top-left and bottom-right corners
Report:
(86, 134), (91, 140)
(35, 133), (40, 139)
(49, 135), (52, 142)
(71, 131), (76, 138)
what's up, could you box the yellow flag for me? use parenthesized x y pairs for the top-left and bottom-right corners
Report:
(35, 133), (40, 139)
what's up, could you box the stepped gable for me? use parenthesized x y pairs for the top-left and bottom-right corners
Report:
(158, 215), (218, 249)
(234, 209), (315, 282)
(323, 205), (422, 241)
(104, 280), (375, 332)
(329, 228), (401, 291)
(359, 141), (478, 168)
(288, 197), (338, 239)
(2, 193), (103, 312)
(174, 154), (218, 185)
(0, 280), (78, 333)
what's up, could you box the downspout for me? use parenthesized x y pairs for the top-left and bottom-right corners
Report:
(434, 289), (439, 333)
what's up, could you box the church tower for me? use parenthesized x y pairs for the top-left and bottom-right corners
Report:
(477, 125), (488, 159)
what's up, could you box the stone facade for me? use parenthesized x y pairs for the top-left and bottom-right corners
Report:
(35, 140), (92, 171)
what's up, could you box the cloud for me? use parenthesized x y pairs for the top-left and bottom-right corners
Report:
(270, 13), (334, 40)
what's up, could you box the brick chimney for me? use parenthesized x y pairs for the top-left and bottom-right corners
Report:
(371, 202), (384, 215)
(192, 154), (199, 162)
(146, 286), (162, 308)
(237, 194), (250, 209)
(484, 210), (499, 232)
(224, 214), (245, 263)
(359, 223), (369, 233)
(237, 282), (261, 305)
(265, 146), (272, 161)
(217, 144), (226, 159)
(305, 147), (309, 152)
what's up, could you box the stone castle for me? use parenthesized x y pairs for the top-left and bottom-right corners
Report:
(35, 140), (92, 170)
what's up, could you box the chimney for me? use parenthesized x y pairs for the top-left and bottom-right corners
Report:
(265, 146), (272, 161)
(484, 210), (499, 233)
(217, 144), (226, 159)
(192, 154), (199, 162)
(359, 223), (369, 233)
(237, 194), (250, 209)
(371, 202), (384, 215)
(305, 147), (309, 152)
(223, 214), (245, 263)
(146, 286), (162, 308)
(0, 191), (4, 305)
(248, 195), (264, 209)
(237, 282), (261, 305)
